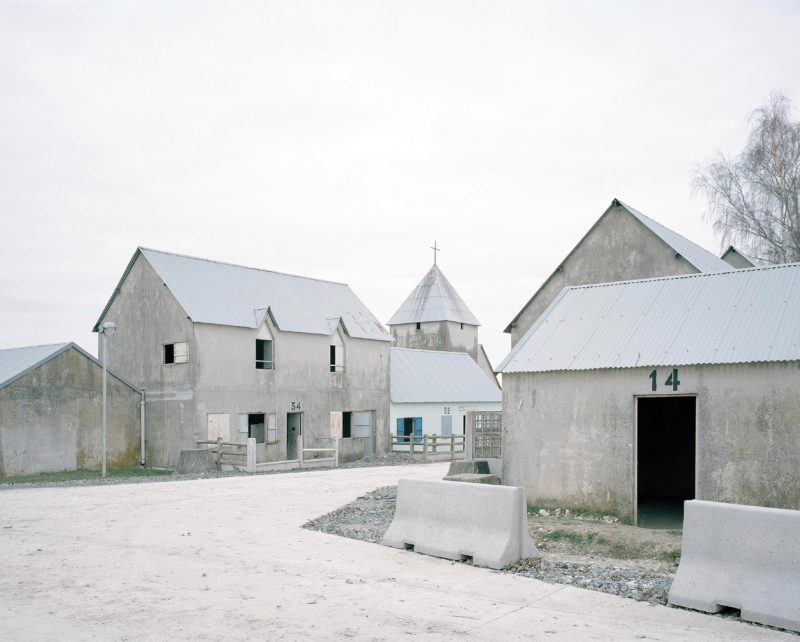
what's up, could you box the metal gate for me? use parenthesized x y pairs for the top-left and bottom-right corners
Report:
(471, 411), (502, 458)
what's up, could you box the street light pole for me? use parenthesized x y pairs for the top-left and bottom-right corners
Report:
(100, 321), (116, 478)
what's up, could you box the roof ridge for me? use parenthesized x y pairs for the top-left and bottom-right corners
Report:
(392, 347), (473, 356)
(565, 260), (799, 293)
(139, 247), (349, 287)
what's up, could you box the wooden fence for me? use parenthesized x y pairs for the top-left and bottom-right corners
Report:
(389, 434), (465, 460)
(196, 437), (248, 469)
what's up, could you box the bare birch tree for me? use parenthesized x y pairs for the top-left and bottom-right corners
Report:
(695, 92), (800, 264)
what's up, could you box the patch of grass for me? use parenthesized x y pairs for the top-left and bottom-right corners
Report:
(528, 505), (619, 521)
(539, 529), (606, 545)
(0, 468), (173, 484)
(661, 548), (682, 563)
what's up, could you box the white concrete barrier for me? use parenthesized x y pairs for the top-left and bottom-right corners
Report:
(381, 479), (538, 569)
(668, 500), (800, 632)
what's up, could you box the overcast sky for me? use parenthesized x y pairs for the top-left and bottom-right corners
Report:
(1, 0), (799, 366)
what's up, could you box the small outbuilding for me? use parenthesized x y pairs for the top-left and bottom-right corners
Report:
(0, 343), (142, 476)
(390, 347), (501, 442)
(498, 263), (800, 524)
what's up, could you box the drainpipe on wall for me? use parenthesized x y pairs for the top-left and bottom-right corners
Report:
(140, 388), (146, 468)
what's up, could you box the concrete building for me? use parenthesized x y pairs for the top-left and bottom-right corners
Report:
(94, 248), (393, 468)
(505, 199), (734, 348)
(390, 348), (501, 442)
(0, 343), (142, 476)
(388, 261), (497, 382)
(498, 263), (800, 524)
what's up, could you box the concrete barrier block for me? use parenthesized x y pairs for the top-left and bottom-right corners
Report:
(442, 473), (501, 485)
(176, 449), (215, 474)
(446, 460), (491, 475)
(382, 479), (538, 569)
(668, 500), (800, 632)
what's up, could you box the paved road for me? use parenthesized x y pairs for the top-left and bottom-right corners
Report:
(0, 463), (792, 641)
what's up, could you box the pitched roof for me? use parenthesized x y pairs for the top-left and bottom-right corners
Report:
(390, 348), (501, 403)
(619, 200), (733, 274)
(0, 343), (141, 391)
(721, 245), (759, 268)
(498, 263), (800, 374)
(504, 198), (733, 333)
(388, 264), (480, 326)
(94, 248), (392, 342)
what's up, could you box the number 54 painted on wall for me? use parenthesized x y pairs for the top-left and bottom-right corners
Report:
(649, 368), (680, 392)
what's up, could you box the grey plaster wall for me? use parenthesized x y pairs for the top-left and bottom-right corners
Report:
(503, 362), (800, 522)
(0, 348), (140, 476)
(391, 321), (479, 359)
(98, 254), (196, 468)
(508, 206), (699, 347)
(98, 252), (391, 468)
(193, 321), (390, 465)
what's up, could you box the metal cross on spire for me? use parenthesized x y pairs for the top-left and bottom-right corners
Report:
(430, 240), (440, 266)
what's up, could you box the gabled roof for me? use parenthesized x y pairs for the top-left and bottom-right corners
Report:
(498, 263), (800, 374)
(721, 245), (759, 268)
(388, 264), (480, 326)
(391, 348), (501, 403)
(620, 200), (733, 274)
(94, 248), (392, 342)
(0, 343), (141, 391)
(504, 198), (733, 333)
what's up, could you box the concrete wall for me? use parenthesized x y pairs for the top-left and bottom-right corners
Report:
(502, 362), (800, 523)
(99, 254), (196, 468)
(98, 252), (391, 468)
(0, 347), (140, 476)
(192, 320), (390, 465)
(391, 321), (479, 359)
(508, 205), (699, 347)
(391, 401), (501, 440)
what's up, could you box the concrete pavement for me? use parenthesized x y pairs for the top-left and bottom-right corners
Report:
(0, 463), (793, 641)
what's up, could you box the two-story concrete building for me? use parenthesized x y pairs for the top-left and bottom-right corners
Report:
(94, 248), (393, 468)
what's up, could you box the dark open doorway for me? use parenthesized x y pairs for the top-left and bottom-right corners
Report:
(637, 396), (696, 528)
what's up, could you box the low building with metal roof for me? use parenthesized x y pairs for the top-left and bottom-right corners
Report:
(498, 263), (800, 524)
(390, 348), (501, 445)
(94, 248), (392, 468)
(505, 198), (734, 348)
(0, 343), (142, 476)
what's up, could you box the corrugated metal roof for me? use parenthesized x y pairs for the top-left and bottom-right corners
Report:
(388, 265), (480, 326)
(498, 263), (800, 373)
(391, 348), (502, 403)
(98, 248), (392, 341)
(620, 200), (733, 274)
(0, 343), (142, 392)
(0, 343), (71, 389)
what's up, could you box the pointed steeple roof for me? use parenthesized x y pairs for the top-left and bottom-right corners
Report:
(388, 264), (480, 326)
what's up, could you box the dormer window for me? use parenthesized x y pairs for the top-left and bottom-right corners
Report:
(256, 339), (274, 370)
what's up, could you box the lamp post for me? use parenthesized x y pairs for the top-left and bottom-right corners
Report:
(100, 321), (117, 477)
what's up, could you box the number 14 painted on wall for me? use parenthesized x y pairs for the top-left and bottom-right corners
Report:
(649, 368), (680, 392)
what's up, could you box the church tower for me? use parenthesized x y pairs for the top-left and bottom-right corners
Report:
(388, 245), (496, 383)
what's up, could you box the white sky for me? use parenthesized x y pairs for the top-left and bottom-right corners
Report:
(1, 0), (799, 366)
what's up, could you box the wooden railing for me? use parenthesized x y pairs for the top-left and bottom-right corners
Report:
(196, 437), (248, 468)
(389, 434), (465, 460)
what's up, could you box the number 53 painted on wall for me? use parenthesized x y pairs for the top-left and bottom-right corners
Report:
(649, 368), (680, 392)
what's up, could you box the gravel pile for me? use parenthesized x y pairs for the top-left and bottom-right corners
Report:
(338, 453), (424, 468)
(303, 485), (396, 543)
(303, 484), (678, 606)
(505, 557), (673, 604)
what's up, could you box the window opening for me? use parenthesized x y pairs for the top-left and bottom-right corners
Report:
(256, 339), (274, 369)
(164, 342), (188, 364)
(415, 322), (421, 330)
(329, 344), (344, 372)
(396, 417), (422, 443)
(343, 411), (352, 438)
(248, 413), (266, 443)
